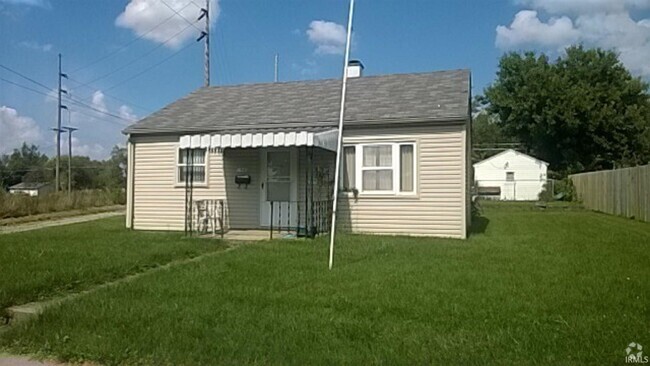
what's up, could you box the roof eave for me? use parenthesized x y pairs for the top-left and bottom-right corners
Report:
(124, 115), (469, 136)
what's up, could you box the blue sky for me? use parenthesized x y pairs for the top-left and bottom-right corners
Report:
(1, 0), (649, 159)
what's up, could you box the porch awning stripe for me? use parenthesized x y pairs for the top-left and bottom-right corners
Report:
(179, 129), (338, 152)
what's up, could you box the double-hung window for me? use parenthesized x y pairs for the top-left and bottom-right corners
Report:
(342, 142), (416, 195)
(177, 148), (207, 184)
(362, 145), (394, 191)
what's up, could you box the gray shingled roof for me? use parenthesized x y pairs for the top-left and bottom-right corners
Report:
(124, 69), (470, 135)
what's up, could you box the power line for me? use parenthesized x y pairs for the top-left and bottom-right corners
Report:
(0, 77), (51, 98)
(69, 2), (194, 74)
(66, 96), (132, 124)
(0, 64), (54, 93)
(0, 77), (130, 127)
(67, 76), (152, 114)
(0, 62), (133, 125)
(103, 40), (199, 93)
(70, 22), (197, 92)
(0, 66), (144, 122)
(160, 0), (202, 31)
(68, 106), (130, 128)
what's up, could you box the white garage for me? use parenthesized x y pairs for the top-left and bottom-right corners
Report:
(474, 149), (548, 201)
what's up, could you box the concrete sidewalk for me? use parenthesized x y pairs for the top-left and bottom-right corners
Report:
(0, 355), (68, 366)
(0, 211), (124, 234)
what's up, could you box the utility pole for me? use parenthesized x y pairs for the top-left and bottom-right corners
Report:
(197, 0), (210, 87)
(62, 126), (78, 195)
(274, 53), (279, 82)
(55, 53), (68, 192)
(51, 127), (63, 190)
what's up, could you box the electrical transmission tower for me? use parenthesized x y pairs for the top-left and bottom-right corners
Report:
(56, 53), (68, 191)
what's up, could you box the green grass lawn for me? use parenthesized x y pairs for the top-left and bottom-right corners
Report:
(0, 216), (224, 310)
(1, 204), (649, 364)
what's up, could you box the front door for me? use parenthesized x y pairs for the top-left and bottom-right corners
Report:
(259, 149), (298, 227)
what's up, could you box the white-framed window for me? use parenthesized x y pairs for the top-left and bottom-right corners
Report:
(177, 148), (207, 184)
(342, 142), (416, 195)
(506, 171), (515, 182)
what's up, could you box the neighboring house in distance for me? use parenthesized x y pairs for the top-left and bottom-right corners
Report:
(473, 149), (548, 201)
(8, 182), (53, 197)
(123, 65), (472, 239)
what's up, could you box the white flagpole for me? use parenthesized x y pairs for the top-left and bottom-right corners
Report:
(328, 0), (355, 270)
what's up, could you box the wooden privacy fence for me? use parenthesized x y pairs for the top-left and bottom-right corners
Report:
(570, 164), (650, 222)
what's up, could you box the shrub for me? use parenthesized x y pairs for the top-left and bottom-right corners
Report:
(0, 189), (125, 219)
(538, 178), (576, 202)
(538, 181), (555, 202)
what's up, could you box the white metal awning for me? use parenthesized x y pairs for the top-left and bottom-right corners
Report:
(179, 129), (338, 152)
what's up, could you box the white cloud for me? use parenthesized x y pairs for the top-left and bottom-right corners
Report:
(1, 0), (50, 8)
(118, 105), (137, 122)
(91, 90), (107, 112)
(59, 134), (107, 160)
(115, 0), (219, 49)
(0, 106), (43, 154)
(577, 13), (650, 77)
(497, 2), (650, 77)
(516, 0), (650, 15)
(19, 40), (52, 52)
(307, 20), (347, 55)
(496, 10), (579, 50)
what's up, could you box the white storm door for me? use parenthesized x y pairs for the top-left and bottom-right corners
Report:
(259, 149), (298, 227)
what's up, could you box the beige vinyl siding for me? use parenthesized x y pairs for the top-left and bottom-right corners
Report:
(129, 121), (468, 238)
(337, 123), (467, 238)
(131, 135), (260, 231)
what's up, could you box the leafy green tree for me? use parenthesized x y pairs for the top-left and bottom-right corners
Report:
(105, 145), (127, 189)
(471, 111), (520, 162)
(1, 143), (129, 191)
(484, 46), (650, 173)
(0, 155), (7, 189)
(0, 143), (50, 188)
(46, 156), (104, 190)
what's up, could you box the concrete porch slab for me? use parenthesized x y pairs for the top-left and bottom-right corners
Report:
(222, 230), (298, 241)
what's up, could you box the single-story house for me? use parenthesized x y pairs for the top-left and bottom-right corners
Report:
(473, 149), (548, 201)
(8, 182), (53, 197)
(123, 66), (472, 239)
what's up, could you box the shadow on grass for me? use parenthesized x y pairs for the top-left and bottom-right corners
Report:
(470, 216), (490, 235)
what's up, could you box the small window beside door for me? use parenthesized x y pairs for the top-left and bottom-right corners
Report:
(177, 148), (207, 184)
(506, 171), (515, 182)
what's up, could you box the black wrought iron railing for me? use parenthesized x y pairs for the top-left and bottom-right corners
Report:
(268, 199), (333, 239)
(185, 199), (225, 238)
